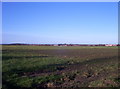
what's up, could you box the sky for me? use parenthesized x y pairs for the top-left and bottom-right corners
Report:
(2, 2), (118, 44)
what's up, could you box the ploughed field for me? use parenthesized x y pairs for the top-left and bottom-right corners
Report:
(2, 45), (119, 88)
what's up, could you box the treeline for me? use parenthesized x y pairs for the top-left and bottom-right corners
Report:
(2, 43), (120, 46)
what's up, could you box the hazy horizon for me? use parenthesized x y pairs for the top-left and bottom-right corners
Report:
(2, 2), (118, 44)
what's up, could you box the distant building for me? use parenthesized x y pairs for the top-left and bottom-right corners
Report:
(54, 44), (58, 46)
(105, 44), (117, 46)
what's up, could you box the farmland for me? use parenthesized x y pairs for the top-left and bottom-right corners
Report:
(2, 45), (119, 88)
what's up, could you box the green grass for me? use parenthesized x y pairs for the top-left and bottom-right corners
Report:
(2, 45), (119, 88)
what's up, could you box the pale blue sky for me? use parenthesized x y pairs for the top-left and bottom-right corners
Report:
(2, 2), (118, 44)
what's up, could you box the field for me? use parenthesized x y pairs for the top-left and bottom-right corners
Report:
(2, 45), (119, 88)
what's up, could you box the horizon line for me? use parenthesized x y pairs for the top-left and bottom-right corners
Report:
(1, 43), (119, 45)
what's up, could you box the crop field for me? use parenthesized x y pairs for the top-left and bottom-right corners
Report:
(2, 45), (119, 88)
